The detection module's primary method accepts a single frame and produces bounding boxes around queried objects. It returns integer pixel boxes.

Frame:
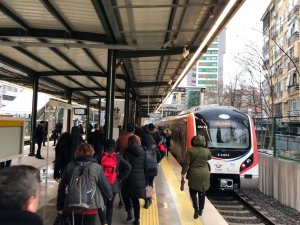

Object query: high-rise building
[261,0,299,117]
[183,30,226,109]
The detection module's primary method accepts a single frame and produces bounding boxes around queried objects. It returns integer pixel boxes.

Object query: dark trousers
[123,195,140,220]
[146,176,155,187]
[0,160,11,169]
[36,142,42,156]
[71,214,96,225]
[189,187,205,210]
[98,193,116,225]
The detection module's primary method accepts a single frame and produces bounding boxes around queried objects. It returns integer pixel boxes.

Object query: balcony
[263,59,269,70]
[287,31,299,45]
[263,41,269,53]
[288,5,300,20]
[287,110,300,116]
[287,61,299,71]
[287,84,299,94]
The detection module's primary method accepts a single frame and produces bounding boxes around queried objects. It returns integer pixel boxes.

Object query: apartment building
[262,0,300,117]
[0,81,23,108]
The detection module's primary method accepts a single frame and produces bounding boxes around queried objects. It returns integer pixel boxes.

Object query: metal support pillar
[131,99,136,125]
[105,49,116,140]
[29,76,39,156]
[98,98,101,126]
[124,80,130,132]
[67,91,72,132]
[86,99,90,141]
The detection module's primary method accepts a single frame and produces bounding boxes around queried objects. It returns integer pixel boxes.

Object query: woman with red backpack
[98,139,131,225]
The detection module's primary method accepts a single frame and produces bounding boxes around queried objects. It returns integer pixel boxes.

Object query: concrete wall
[259,153,300,212]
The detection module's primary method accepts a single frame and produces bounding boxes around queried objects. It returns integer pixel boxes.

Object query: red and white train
[157,105,259,190]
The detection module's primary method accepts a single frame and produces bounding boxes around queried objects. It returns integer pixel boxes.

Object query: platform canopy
[0,0,245,117]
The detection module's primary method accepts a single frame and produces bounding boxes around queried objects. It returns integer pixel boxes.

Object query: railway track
[207,191,280,225]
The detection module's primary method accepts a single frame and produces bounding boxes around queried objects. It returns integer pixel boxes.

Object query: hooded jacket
[181,135,212,192]
[122,144,146,199]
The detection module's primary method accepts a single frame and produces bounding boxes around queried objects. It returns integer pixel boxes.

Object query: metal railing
[254,117,300,162]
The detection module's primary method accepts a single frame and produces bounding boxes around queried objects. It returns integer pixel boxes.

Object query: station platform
[12,142,228,225]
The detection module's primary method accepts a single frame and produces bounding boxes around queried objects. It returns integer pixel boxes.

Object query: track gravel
[239,189,300,225]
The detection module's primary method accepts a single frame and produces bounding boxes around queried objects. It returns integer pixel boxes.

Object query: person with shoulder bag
[56,143,113,225]
[181,135,212,219]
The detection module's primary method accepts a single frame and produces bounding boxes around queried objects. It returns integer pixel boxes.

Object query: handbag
[180,178,185,191]
[53,214,71,225]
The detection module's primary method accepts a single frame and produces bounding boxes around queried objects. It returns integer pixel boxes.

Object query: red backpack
[101,152,118,185]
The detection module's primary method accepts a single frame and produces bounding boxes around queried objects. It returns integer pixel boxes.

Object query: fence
[253,117,300,162]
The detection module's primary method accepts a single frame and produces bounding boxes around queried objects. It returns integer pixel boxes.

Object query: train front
[195,107,259,191]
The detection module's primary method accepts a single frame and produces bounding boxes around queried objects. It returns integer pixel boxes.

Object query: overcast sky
[223,0,271,82]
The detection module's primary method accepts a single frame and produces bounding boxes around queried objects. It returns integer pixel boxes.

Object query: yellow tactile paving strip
[140,184,159,225]
[161,158,203,225]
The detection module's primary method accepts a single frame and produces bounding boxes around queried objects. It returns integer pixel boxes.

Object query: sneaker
[36,156,45,159]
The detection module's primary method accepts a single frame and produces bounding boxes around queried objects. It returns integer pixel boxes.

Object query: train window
[195,112,250,150]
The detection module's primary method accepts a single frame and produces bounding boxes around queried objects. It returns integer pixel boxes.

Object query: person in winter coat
[53,132,72,179]
[34,121,45,159]
[142,133,161,209]
[98,139,131,225]
[57,143,113,225]
[148,123,161,145]
[70,126,84,161]
[122,135,146,225]
[0,165,42,225]
[88,124,105,159]
[181,135,212,219]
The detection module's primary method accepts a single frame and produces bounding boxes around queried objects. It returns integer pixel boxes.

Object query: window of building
[289,0,295,12]
[292,72,298,85]
[276,81,282,94]
[291,98,298,111]
[211,43,218,48]
[270,6,275,18]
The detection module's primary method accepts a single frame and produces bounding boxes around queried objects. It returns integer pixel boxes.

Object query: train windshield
[195,111,250,150]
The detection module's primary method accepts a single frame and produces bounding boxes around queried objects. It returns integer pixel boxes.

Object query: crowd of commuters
[0,121,213,225]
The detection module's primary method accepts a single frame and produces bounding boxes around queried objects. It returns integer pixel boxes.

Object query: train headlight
[241,164,246,168]
[246,159,252,164]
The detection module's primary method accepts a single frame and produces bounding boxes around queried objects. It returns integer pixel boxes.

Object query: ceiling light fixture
[182,43,190,59]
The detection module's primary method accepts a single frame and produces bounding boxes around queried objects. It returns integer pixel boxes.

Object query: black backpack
[145,145,158,176]
[65,162,95,211]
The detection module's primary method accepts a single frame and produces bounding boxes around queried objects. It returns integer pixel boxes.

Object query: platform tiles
[153,156,228,225]
[16,142,227,225]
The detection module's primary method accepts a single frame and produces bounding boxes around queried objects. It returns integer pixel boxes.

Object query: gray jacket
[57,157,113,211]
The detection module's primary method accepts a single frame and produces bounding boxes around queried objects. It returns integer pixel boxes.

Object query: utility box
[0,117,24,163]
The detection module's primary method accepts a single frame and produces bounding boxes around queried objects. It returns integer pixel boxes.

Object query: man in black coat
[0,165,43,225]
[35,121,45,159]
[87,124,105,159]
